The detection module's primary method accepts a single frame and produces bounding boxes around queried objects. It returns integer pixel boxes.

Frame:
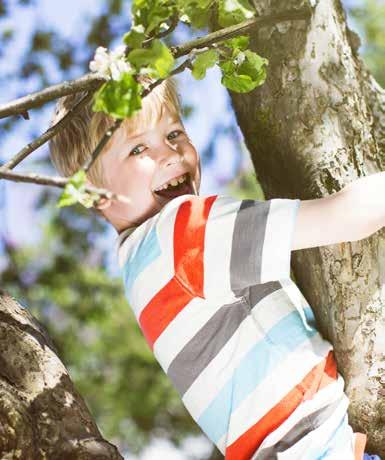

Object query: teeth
[154,174,187,192]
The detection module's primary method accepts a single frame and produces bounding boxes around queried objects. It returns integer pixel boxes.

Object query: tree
[0,0,384,458]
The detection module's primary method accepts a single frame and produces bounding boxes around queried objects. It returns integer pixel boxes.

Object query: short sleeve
[201,195,301,298]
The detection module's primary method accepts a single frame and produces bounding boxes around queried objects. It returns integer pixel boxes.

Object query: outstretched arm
[292,171,385,251]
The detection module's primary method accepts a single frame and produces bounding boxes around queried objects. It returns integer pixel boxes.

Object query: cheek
[116,159,155,196]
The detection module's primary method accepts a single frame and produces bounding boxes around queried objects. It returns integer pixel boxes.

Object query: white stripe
[249,285,307,333]
[153,296,217,371]
[203,196,242,302]
[279,278,317,332]
[181,287,300,421]
[222,334,333,447]
[260,199,300,284]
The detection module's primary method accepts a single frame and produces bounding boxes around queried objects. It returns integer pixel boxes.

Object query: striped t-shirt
[117,193,356,459]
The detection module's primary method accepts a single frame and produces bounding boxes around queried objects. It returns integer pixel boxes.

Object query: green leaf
[191,49,219,80]
[127,39,174,79]
[57,170,100,209]
[238,50,268,80]
[92,72,143,119]
[219,49,268,93]
[221,35,250,52]
[57,185,79,208]
[218,0,255,27]
[176,0,214,29]
[70,170,87,187]
[132,0,174,36]
[123,25,146,49]
[221,73,257,92]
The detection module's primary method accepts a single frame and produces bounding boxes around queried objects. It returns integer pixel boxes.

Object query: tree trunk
[220,0,385,455]
[0,290,123,459]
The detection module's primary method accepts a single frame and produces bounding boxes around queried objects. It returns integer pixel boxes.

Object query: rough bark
[220,0,385,455]
[0,290,123,459]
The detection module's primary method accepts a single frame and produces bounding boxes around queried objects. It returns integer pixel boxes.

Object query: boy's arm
[292,171,385,251]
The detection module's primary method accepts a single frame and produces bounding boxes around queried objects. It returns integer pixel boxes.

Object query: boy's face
[97,107,201,232]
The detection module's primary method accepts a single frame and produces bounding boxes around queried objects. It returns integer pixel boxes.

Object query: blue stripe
[197,307,317,443]
[122,225,161,298]
[304,304,317,329]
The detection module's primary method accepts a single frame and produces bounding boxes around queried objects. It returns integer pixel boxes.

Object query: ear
[95,196,112,210]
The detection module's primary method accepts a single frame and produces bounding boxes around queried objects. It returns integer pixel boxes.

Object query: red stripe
[139,195,217,348]
[139,277,193,348]
[225,351,338,460]
[174,195,217,298]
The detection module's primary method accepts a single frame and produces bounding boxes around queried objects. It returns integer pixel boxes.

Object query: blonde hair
[49,75,182,188]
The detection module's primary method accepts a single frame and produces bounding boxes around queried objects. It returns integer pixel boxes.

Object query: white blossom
[89,44,133,81]
[233,51,246,66]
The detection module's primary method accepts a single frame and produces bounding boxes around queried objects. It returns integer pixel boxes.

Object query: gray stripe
[167,297,250,395]
[253,395,344,459]
[230,199,270,296]
[247,281,283,307]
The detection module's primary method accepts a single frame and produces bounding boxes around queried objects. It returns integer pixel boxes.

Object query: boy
[49,75,378,459]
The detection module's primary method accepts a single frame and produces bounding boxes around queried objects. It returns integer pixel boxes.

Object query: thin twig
[0,169,131,204]
[149,11,180,40]
[82,119,123,173]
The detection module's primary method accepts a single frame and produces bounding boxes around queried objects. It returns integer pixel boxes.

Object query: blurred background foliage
[0,0,384,458]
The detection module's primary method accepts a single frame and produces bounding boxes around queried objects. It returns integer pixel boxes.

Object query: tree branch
[0,291,124,459]
[0,169,131,204]
[170,7,311,58]
[0,73,105,120]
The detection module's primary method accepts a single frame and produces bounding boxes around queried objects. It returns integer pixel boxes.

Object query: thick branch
[0,291,123,459]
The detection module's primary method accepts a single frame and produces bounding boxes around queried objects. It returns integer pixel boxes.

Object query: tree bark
[221,0,385,455]
[0,290,123,459]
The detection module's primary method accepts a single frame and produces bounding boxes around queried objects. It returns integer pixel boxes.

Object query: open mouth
[153,173,195,200]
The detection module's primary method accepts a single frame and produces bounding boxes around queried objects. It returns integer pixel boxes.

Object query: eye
[167,130,183,140]
[130,144,145,156]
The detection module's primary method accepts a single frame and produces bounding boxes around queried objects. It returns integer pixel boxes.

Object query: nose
[154,139,183,167]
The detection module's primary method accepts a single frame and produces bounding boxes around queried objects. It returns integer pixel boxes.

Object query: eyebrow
[126,116,181,141]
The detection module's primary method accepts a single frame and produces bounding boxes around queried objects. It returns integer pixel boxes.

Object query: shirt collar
[116,226,138,249]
